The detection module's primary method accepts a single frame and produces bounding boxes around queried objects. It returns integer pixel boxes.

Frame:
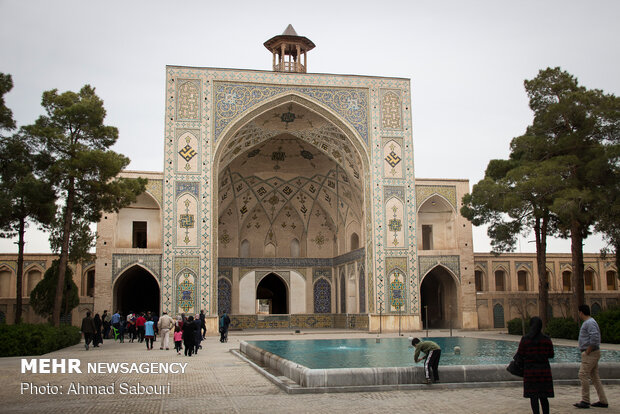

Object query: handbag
[506,353,524,377]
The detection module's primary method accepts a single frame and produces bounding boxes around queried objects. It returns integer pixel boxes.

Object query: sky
[0,0,618,255]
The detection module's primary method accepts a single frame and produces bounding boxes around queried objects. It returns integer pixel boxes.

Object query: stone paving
[1,330,619,413]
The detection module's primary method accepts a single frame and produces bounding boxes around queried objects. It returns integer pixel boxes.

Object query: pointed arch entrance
[420,265,458,329]
[214,93,370,318]
[256,273,288,314]
[113,265,160,315]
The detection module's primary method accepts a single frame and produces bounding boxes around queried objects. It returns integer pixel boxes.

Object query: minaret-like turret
[264,24,315,73]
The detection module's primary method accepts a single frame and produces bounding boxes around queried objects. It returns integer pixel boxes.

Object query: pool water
[246,337,620,369]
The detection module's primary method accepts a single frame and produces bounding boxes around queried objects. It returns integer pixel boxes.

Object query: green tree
[0,73,16,130]
[0,135,56,323]
[461,151,563,327]
[23,85,146,326]
[594,113,620,273]
[523,68,620,321]
[0,74,56,324]
[30,260,79,321]
[48,213,96,263]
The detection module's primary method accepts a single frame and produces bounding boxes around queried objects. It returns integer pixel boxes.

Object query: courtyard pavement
[1,329,619,413]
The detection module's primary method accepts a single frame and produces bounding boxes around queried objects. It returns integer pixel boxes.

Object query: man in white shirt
[157,311,175,350]
[574,304,608,409]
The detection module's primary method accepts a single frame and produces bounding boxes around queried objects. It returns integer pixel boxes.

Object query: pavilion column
[280,44,285,70]
[296,45,301,72]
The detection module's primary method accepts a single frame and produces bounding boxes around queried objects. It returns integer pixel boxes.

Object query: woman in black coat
[182,315,196,356]
[93,313,103,347]
[516,316,554,414]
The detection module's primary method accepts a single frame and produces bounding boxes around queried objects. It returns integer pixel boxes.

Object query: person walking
[199,310,207,339]
[126,311,136,342]
[117,312,125,343]
[158,311,174,350]
[102,310,111,339]
[182,315,197,357]
[136,312,146,343]
[110,310,121,337]
[144,317,155,350]
[80,311,96,351]
[193,314,202,354]
[412,337,441,383]
[173,326,183,355]
[219,312,230,343]
[93,313,103,347]
[516,316,554,414]
[574,304,609,409]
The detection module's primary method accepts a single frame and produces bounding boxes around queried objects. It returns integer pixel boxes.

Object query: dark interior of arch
[256,273,288,314]
[420,266,457,329]
[114,266,160,315]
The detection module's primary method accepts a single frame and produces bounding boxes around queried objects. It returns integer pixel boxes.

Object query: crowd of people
[80,309,231,356]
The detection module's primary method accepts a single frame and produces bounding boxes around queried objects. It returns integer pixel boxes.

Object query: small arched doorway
[114,265,160,315]
[420,266,458,329]
[256,273,288,314]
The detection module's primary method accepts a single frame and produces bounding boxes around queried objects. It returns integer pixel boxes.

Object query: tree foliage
[30,260,79,320]
[464,67,620,324]
[0,73,16,131]
[48,211,96,263]
[0,73,56,323]
[23,85,147,326]
[523,67,620,320]
[461,136,561,326]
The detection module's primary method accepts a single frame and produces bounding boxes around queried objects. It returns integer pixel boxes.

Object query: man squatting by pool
[412,338,441,384]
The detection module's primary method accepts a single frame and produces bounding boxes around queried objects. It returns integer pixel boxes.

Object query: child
[144,317,155,350]
[174,326,183,355]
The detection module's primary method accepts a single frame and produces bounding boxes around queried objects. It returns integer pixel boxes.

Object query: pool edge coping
[236,340,620,394]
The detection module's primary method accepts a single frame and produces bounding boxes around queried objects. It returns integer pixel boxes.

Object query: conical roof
[282,24,298,36]
[264,25,315,52]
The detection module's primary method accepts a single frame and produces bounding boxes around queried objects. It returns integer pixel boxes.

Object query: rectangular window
[475,271,483,292]
[86,270,95,297]
[422,225,433,250]
[495,271,505,291]
[132,221,147,248]
[518,271,528,291]
[607,271,617,290]
[562,272,571,292]
[584,271,594,291]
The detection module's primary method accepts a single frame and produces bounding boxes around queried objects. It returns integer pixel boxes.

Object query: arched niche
[0,268,12,297]
[115,192,162,249]
[417,194,456,250]
[213,93,370,274]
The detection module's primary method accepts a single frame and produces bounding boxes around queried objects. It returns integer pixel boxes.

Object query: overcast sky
[1,0,618,255]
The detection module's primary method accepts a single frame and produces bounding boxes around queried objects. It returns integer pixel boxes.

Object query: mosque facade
[0,27,617,330]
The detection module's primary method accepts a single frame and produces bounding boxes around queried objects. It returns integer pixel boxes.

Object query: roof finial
[282,24,298,36]
[264,26,315,73]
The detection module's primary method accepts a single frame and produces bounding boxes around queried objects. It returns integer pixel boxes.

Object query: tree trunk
[570,220,585,322]
[534,215,549,327]
[14,216,25,324]
[52,178,75,327]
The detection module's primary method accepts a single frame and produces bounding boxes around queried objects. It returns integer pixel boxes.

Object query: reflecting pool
[246,337,620,369]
